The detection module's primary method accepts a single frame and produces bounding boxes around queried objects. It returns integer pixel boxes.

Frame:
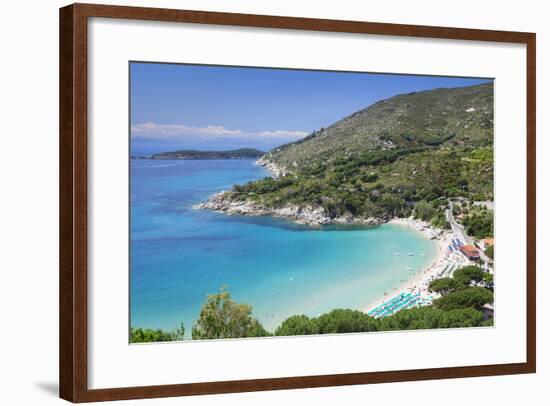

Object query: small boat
[406,267,414,271]
[408,252,414,256]
[419,253,426,256]
[394,251,400,255]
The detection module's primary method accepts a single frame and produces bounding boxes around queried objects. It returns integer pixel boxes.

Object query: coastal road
[446,201,471,245]
[446,201,492,272]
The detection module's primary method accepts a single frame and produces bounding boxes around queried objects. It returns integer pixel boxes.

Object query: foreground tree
[192,287,270,339]
[275,315,318,336]
[428,277,458,294]
[315,309,379,334]
[452,266,486,288]
[432,287,493,311]
[130,323,185,343]
[379,307,484,330]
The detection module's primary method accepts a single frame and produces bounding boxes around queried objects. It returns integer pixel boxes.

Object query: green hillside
[219,82,494,223]
[267,82,493,169]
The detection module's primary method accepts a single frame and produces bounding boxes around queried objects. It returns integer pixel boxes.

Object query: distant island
[147,148,265,160]
[130,70,496,343]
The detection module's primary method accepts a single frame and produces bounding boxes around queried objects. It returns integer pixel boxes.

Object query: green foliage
[226,142,493,224]
[463,210,494,239]
[442,308,486,328]
[452,266,486,288]
[222,83,494,224]
[485,244,494,260]
[315,309,379,334]
[414,201,450,230]
[363,173,379,183]
[274,304,488,337]
[132,281,493,341]
[380,193,406,217]
[191,287,270,339]
[274,315,318,336]
[431,209,451,229]
[428,277,458,294]
[379,307,484,330]
[413,201,435,221]
[483,273,494,285]
[268,83,494,169]
[432,287,493,311]
[470,147,493,163]
[130,323,185,343]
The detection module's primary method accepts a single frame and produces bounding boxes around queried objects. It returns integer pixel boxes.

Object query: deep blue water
[130,159,437,336]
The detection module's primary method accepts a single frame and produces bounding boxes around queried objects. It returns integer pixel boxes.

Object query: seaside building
[477,237,495,251]
[459,244,480,260]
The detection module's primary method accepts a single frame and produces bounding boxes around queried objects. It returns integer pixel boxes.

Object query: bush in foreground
[432,287,493,311]
[192,287,270,339]
[275,315,318,336]
[315,309,379,334]
[130,323,185,343]
[378,307,484,330]
[428,277,459,294]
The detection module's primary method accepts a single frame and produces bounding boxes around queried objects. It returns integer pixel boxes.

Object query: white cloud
[131,122,308,141]
[256,130,309,138]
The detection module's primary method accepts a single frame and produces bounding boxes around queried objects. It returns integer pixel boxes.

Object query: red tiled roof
[460,245,480,257]
[482,238,495,246]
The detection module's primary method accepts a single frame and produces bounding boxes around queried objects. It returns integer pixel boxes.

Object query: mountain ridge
[264,82,493,171]
[198,82,494,226]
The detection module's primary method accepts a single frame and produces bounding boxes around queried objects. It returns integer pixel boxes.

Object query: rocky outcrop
[255,157,287,178]
[194,192,383,227]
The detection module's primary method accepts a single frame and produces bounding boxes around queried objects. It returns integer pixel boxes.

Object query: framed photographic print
[59,3,536,402]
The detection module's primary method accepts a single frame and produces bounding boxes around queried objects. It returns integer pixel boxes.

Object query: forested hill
[208,82,494,225]
[151,148,264,160]
[265,82,493,170]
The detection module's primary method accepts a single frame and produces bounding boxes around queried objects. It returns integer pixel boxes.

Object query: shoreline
[255,156,286,178]
[194,192,384,227]
[363,218,471,316]
[196,157,385,227]
[194,157,474,318]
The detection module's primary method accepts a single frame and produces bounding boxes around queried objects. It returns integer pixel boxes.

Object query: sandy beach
[364,217,471,316]
[199,156,475,316]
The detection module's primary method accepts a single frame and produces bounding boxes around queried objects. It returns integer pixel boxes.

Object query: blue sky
[130,62,490,154]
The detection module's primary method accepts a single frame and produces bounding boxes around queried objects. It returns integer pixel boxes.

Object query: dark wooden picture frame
[59,3,536,402]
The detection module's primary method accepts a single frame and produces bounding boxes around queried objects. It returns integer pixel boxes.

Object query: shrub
[315,309,378,334]
[192,287,270,339]
[428,277,458,294]
[130,323,185,343]
[379,307,484,330]
[432,287,493,311]
[275,315,318,336]
[452,266,486,288]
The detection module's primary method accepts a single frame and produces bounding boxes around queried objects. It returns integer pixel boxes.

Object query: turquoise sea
[130,159,438,336]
